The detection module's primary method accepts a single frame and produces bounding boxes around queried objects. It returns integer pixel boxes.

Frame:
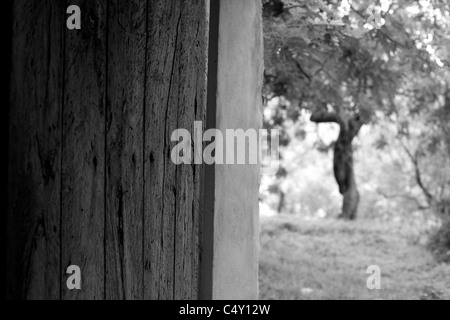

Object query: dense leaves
[264,0,449,120]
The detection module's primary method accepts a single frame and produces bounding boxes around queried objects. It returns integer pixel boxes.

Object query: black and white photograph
[6,0,450,305]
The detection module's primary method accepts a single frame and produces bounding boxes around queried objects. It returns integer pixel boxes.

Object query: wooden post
[210,0,263,299]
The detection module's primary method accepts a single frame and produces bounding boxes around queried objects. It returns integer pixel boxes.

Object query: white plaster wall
[213,0,263,300]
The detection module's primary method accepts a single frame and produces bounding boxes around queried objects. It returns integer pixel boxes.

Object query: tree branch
[283,47,311,81]
[284,4,304,11]
[310,109,340,123]
[401,141,434,204]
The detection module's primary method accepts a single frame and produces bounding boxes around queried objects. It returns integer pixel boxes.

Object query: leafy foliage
[263,0,450,140]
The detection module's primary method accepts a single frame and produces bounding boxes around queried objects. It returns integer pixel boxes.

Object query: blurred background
[259,0,450,299]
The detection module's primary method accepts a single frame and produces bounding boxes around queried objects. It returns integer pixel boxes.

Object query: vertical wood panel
[7,0,63,300]
[105,0,146,300]
[144,0,207,299]
[173,1,208,300]
[62,0,106,300]
[144,0,179,300]
[8,0,208,300]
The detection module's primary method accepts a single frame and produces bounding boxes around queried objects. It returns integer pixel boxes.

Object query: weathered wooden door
[8,0,207,300]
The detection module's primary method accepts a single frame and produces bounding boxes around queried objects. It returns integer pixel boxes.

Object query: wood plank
[62,0,106,300]
[7,0,63,300]
[144,0,179,300]
[144,0,207,300]
[173,0,208,300]
[105,0,146,300]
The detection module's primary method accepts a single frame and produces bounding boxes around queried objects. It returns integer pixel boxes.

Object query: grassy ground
[259,215,450,300]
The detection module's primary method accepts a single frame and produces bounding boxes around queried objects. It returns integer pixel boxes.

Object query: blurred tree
[263,0,450,219]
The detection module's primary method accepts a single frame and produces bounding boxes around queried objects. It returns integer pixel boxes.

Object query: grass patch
[259,215,450,300]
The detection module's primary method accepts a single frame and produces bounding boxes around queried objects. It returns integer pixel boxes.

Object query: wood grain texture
[7,0,63,300]
[105,0,146,300]
[144,0,179,300]
[8,0,207,300]
[173,1,208,300]
[61,0,106,300]
[144,0,207,300]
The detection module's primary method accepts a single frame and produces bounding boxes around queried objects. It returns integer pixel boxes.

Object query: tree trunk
[333,118,360,220]
[277,191,285,214]
[339,162,359,220]
[310,110,363,220]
